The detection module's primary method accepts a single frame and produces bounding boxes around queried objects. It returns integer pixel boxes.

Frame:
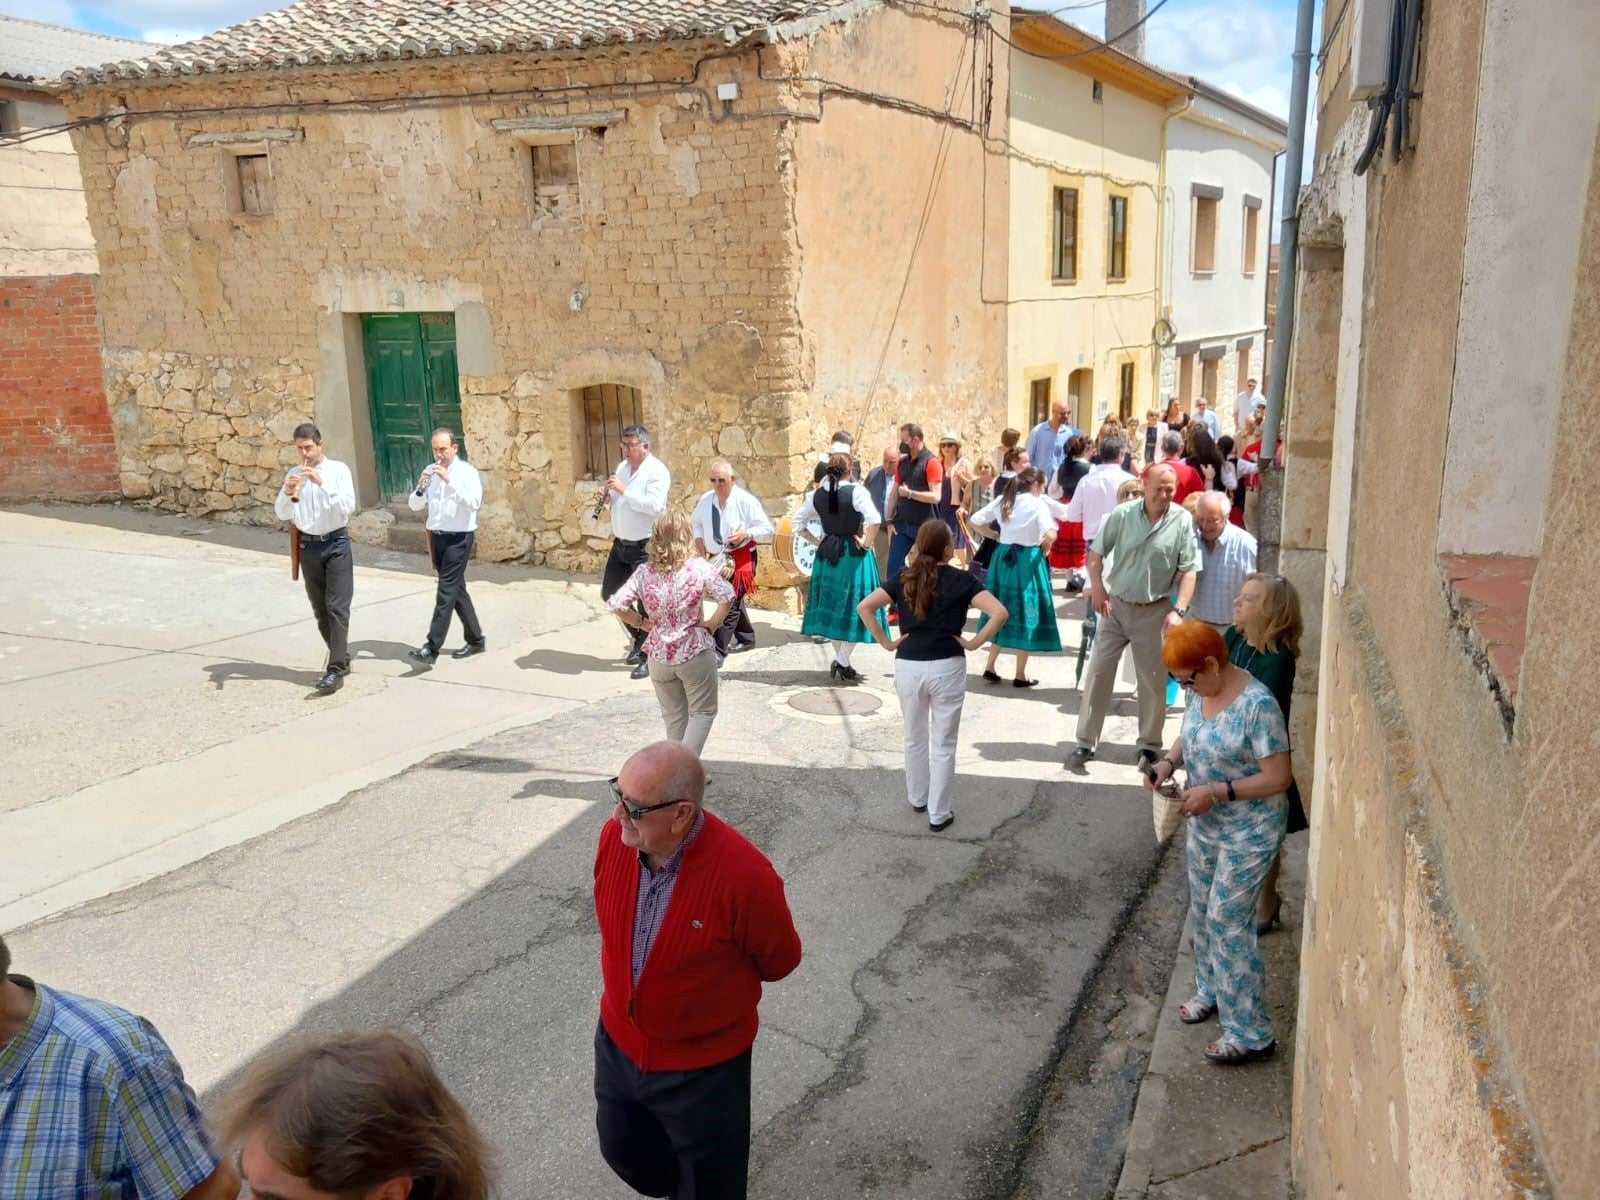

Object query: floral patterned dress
[1180,676,1290,1050]
[606,558,734,665]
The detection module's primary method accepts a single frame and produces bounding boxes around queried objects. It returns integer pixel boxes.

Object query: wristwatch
[1174,605,1189,618]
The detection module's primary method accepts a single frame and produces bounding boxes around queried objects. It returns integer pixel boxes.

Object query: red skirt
[1048,520,1087,569]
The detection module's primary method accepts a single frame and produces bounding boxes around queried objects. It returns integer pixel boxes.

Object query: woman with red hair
[1142,620,1293,1065]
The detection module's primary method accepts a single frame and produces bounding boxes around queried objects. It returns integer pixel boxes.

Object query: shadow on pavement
[201,661,324,690]
[192,755,1169,1200]
[517,648,631,675]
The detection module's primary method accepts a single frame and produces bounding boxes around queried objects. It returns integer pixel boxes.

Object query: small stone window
[578,384,644,479]
[235,152,273,215]
[0,100,18,137]
[531,139,580,225]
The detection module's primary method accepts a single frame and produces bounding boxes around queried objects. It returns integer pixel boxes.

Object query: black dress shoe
[1065,746,1095,770]
[625,647,644,665]
[452,641,486,659]
[408,646,438,664]
[631,660,650,680]
[314,671,344,693]
[728,642,753,654]
[929,814,955,832]
[982,669,1002,684]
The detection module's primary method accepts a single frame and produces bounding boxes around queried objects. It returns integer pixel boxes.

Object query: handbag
[1151,775,1184,842]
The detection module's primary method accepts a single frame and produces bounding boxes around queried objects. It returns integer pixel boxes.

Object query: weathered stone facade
[60,1,1008,602]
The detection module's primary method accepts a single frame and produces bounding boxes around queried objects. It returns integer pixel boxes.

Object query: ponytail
[1001,467,1044,522]
[901,519,951,620]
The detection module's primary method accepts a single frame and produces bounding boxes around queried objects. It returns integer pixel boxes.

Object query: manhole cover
[788,688,884,716]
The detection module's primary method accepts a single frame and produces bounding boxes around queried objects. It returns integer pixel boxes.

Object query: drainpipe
[1261,0,1315,469]
[1156,92,1195,409]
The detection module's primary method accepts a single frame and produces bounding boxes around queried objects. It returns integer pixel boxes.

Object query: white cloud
[0,0,78,23]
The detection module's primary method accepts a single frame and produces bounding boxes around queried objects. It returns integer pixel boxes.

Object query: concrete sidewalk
[1114,830,1306,1199]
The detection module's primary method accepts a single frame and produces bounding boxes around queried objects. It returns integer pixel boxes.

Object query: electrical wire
[1315,0,1353,67]
[892,0,1178,62]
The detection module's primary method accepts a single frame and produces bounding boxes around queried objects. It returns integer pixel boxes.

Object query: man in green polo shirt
[1067,463,1199,770]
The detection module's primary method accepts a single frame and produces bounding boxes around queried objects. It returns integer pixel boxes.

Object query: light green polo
[1090,500,1200,604]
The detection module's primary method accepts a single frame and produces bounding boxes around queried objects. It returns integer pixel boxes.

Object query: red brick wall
[0,273,118,499]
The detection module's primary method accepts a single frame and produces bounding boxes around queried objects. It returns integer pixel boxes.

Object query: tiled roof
[0,14,155,85]
[61,0,869,84]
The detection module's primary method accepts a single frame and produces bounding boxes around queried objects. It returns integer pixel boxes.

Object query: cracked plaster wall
[1294,0,1600,1192]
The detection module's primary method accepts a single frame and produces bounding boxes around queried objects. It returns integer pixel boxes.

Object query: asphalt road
[4,503,1183,1199]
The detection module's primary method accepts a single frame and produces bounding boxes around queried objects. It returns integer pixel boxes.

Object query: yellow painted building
[1005,12,1188,433]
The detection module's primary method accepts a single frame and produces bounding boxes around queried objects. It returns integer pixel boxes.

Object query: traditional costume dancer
[968,467,1066,687]
[795,453,889,682]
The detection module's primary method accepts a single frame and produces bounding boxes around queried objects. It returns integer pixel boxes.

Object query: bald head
[622,741,706,810]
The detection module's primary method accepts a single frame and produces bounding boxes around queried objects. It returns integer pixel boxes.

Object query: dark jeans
[603,537,650,655]
[712,549,757,656]
[299,530,352,672]
[594,1023,752,1200]
[887,525,918,586]
[425,529,483,651]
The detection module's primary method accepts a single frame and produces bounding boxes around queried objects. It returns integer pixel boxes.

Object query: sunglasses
[709,476,732,483]
[609,776,683,820]
[1172,671,1199,689]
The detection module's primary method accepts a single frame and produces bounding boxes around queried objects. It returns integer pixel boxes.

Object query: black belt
[613,536,648,548]
[429,527,474,537]
[297,528,348,544]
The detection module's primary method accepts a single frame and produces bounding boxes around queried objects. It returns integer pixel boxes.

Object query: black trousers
[299,530,353,673]
[594,1023,752,1200]
[425,529,484,651]
[711,549,757,657]
[602,537,650,655]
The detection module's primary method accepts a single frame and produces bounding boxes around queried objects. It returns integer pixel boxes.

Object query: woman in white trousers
[859,519,1008,831]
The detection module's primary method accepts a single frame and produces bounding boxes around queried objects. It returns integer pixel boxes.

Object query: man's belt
[1116,594,1172,607]
[297,528,348,544]
[613,536,649,548]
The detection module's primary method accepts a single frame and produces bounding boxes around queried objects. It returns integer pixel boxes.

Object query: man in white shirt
[1194,396,1221,440]
[1064,436,1137,582]
[692,459,773,660]
[407,428,486,664]
[601,423,672,679]
[1234,378,1262,433]
[273,422,357,694]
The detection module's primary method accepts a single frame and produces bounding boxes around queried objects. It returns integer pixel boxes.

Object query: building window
[0,100,18,136]
[1202,357,1220,407]
[235,153,273,215]
[1193,195,1218,274]
[1119,362,1135,420]
[1029,377,1053,428]
[579,383,643,479]
[1237,346,1252,402]
[1107,195,1128,281]
[1092,80,1103,103]
[1178,353,1195,406]
[531,140,580,223]
[1243,202,1260,275]
[1052,187,1078,282]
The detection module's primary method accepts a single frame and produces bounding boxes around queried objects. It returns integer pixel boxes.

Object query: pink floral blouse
[606,558,735,665]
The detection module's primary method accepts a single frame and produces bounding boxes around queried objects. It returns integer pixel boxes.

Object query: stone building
[1278,0,1600,1193]
[0,17,151,500]
[56,0,1008,594]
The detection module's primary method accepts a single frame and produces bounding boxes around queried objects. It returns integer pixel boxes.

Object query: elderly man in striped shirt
[1191,491,1258,633]
[0,935,238,1199]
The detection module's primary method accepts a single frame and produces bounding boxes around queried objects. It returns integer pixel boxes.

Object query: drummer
[692,459,772,661]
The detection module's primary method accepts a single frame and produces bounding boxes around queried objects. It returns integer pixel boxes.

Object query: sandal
[1203,1039,1276,1065]
[1178,997,1217,1025]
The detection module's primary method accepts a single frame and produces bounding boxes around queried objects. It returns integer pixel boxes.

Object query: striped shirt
[0,977,219,1199]
[1192,525,1259,625]
[631,811,706,984]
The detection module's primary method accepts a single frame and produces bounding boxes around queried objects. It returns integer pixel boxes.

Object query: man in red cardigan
[593,742,803,1199]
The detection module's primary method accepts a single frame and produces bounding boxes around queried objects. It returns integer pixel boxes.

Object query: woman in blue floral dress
[1143,620,1294,1064]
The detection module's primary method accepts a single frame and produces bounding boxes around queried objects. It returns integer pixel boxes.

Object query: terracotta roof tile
[61,0,868,83]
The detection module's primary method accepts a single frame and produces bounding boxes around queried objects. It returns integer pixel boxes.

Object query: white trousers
[894,656,968,824]
[649,649,720,754]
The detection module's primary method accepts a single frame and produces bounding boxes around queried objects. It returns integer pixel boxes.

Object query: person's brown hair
[0,935,11,978]
[219,1028,491,1200]
[1000,427,1021,449]
[901,519,952,620]
[1241,572,1304,656]
[647,510,695,573]
[1001,466,1044,521]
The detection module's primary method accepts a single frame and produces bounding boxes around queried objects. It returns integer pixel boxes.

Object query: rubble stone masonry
[0,273,118,499]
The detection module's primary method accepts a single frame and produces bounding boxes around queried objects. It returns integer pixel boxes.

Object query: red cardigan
[594,810,803,1072]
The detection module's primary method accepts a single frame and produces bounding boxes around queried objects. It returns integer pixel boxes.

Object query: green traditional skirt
[978,543,1062,652]
[802,545,889,644]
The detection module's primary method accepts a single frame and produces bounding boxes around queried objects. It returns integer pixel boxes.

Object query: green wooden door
[362,313,466,501]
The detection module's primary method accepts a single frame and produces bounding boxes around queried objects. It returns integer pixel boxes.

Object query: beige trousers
[1073,595,1172,754]
[650,648,720,754]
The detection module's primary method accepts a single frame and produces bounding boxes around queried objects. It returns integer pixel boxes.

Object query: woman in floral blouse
[607,511,735,754]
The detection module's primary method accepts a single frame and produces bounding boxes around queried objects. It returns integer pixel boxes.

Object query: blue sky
[15,0,1314,119]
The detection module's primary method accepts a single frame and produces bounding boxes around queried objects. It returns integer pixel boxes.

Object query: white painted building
[1158,79,1286,435]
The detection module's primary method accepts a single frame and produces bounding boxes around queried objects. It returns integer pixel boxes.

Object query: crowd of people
[1,392,1298,1198]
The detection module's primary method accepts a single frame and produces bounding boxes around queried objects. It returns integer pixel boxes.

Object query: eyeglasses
[609,776,683,820]
[709,476,732,483]
[619,440,643,449]
[1173,672,1198,689]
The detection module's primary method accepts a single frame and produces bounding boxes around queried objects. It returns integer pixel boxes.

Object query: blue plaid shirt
[631,811,705,984]
[1192,524,1259,625]
[0,978,219,1199]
